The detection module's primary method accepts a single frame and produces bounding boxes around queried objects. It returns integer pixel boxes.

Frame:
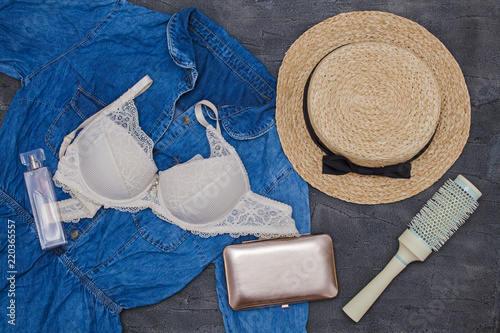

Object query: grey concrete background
[1,0,498,332]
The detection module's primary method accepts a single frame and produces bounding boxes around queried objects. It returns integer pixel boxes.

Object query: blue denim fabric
[0,1,310,332]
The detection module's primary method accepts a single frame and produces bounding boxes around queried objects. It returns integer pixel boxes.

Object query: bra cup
[159,155,249,225]
[77,118,157,200]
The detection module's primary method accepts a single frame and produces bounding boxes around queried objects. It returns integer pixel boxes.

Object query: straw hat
[276,11,470,204]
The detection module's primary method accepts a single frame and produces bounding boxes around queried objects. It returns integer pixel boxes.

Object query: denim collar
[165,8,278,140]
[167,8,198,71]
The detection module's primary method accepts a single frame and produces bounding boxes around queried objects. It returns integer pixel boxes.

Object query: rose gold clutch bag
[223,234,338,310]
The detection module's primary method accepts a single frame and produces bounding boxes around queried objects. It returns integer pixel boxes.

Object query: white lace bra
[53,76,299,238]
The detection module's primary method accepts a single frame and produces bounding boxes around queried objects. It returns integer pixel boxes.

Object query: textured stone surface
[1,0,498,332]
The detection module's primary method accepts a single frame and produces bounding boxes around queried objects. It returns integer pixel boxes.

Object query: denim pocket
[204,102,276,140]
[133,210,190,252]
[45,86,108,157]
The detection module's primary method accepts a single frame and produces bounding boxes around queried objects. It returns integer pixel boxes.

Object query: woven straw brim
[276,11,470,204]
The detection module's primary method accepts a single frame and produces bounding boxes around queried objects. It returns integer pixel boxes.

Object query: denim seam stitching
[189,27,272,102]
[206,105,253,121]
[222,117,275,140]
[65,209,107,252]
[190,16,276,99]
[45,85,110,157]
[18,97,60,112]
[190,234,210,266]
[58,253,123,314]
[148,102,174,137]
[264,168,294,197]
[77,86,109,107]
[71,87,109,120]
[132,213,190,252]
[166,13,184,67]
[70,91,87,120]
[155,119,199,154]
[0,187,35,228]
[45,103,72,157]
[22,0,121,83]
[86,231,140,275]
[148,71,193,140]
[220,105,252,119]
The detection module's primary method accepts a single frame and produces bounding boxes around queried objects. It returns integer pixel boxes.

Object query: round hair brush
[342,175,481,322]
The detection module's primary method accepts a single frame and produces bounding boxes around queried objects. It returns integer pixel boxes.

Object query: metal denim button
[70,229,79,239]
[182,116,190,125]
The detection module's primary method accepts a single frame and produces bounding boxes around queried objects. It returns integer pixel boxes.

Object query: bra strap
[59,75,153,158]
[123,75,153,100]
[195,100,220,132]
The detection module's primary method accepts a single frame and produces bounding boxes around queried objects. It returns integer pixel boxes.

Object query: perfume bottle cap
[20,148,46,171]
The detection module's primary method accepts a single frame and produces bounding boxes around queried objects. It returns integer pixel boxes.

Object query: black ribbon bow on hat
[322,154,412,178]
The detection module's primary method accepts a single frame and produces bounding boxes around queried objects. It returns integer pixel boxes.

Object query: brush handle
[343,230,432,322]
[342,255,406,322]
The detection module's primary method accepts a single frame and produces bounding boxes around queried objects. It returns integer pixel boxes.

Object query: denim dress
[0,1,310,332]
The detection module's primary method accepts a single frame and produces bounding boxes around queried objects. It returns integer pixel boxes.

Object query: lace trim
[106,100,154,159]
[207,128,231,157]
[57,198,89,223]
[191,231,300,239]
[150,191,298,239]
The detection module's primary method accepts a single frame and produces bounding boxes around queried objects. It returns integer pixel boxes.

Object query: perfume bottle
[20,148,67,250]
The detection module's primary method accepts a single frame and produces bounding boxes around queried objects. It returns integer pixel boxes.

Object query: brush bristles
[408,179,479,251]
